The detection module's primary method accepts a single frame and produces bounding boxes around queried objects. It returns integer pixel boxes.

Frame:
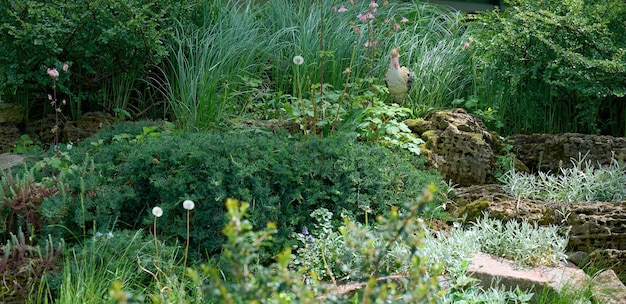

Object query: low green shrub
[40,122,443,261]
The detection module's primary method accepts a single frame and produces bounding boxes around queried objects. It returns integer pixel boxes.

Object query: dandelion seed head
[152,206,163,217]
[183,199,195,210]
[293,55,304,65]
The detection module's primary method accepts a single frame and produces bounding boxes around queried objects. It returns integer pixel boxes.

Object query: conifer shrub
[40,122,443,260]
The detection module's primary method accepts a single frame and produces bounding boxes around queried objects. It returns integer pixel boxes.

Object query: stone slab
[467,252,587,296]
[592,269,626,304]
[0,153,25,171]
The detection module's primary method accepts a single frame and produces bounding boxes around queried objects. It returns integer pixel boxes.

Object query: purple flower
[307,235,314,243]
[302,226,309,235]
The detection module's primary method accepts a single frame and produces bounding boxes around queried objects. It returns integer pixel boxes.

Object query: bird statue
[385,47,414,103]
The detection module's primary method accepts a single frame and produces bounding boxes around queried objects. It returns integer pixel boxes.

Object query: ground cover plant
[1,0,625,302]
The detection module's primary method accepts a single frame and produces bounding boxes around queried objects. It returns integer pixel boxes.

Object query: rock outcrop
[63,111,114,143]
[511,133,626,172]
[405,108,502,186]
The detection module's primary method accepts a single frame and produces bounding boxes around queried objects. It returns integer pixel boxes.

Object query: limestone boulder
[511,133,626,172]
[63,111,114,143]
[0,125,21,153]
[0,103,25,124]
[592,269,626,304]
[405,108,501,186]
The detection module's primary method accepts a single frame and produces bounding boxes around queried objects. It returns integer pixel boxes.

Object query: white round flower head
[66,142,73,150]
[293,55,304,65]
[183,199,195,210]
[152,206,163,217]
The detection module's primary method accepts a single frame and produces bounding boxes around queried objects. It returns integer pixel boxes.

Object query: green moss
[457,198,490,222]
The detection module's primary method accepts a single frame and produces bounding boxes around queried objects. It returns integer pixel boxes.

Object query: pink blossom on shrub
[47,68,59,78]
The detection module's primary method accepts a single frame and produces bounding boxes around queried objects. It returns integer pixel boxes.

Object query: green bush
[40,122,443,260]
[468,0,626,135]
[0,0,192,117]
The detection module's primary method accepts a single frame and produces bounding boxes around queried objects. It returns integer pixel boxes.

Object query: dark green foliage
[0,0,192,117]
[468,0,626,135]
[40,122,443,260]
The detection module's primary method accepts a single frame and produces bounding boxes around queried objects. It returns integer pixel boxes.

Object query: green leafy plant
[10,134,42,154]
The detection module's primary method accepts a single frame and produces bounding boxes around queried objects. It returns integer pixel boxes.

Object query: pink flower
[463,41,471,50]
[344,67,351,73]
[354,27,361,35]
[62,63,69,72]
[393,23,401,30]
[364,40,377,47]
[47,68,59,78]
[401,17,409,23]
[369,1,378,8]
[337,5,347,12]
[357,13,367,22]
[366,12,375,19]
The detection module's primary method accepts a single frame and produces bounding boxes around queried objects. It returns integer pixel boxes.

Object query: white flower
[106,231,114,238]
[183,199,195,210]
[152,206,163,217]
[293,55,304,65]
[66,142,73,150]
